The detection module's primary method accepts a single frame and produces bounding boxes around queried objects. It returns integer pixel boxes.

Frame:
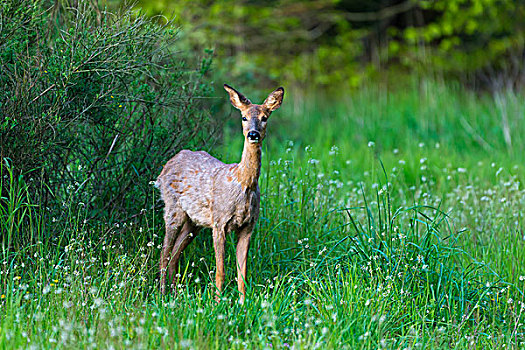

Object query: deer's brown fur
[156,84,284,303]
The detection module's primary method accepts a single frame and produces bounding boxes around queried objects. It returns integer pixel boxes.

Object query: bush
[0,1,219,222]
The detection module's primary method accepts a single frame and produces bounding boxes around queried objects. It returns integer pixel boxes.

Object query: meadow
[1,80,525,349]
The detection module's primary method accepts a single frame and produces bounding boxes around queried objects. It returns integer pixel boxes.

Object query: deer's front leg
[212,226,226,301]
[236,225,253,305]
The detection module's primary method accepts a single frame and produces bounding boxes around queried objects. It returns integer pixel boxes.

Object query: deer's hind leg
[168,220,197,288]
[160,205,188,294]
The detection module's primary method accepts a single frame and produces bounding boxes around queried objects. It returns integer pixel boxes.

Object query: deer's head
[224,84,284,144]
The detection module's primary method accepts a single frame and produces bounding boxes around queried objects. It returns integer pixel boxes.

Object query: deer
[156,84,284,304]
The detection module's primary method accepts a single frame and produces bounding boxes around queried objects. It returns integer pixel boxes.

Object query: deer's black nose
[247,131,261,142]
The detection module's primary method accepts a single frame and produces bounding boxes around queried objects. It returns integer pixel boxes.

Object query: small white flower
[329,145,339,155]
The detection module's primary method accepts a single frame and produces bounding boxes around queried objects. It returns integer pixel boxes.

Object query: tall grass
[1,81,525,348]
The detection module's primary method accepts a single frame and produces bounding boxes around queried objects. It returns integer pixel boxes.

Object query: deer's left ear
[263,87,284,112]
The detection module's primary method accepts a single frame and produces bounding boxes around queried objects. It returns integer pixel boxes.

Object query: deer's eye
[261,116,268,122]
[242,117,247,121]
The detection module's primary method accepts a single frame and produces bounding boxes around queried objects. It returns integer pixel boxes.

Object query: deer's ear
[263,87,284,112]
[224,84,251,110]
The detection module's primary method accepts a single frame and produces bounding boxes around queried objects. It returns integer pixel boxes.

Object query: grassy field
[1,80,525,349]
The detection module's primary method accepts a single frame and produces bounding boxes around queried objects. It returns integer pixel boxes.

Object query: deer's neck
[236,141,262,191]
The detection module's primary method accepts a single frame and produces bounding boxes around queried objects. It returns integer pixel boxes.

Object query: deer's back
[156,150,259,230]
[156,150,220,226]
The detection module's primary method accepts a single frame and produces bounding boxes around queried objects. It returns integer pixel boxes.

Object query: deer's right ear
[224,84,251,110]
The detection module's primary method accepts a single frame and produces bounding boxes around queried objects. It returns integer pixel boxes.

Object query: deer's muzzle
[247,131,261,143]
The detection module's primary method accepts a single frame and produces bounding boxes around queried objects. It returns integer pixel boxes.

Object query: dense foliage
[0,1,218,221]
[130,0,525,91]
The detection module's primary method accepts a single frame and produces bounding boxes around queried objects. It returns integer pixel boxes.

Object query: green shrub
[0,1,219,222]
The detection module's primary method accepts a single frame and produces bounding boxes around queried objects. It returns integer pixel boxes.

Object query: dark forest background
[129,0,524,92]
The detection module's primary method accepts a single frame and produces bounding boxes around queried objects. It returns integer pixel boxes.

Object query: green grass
[1,80,525,349]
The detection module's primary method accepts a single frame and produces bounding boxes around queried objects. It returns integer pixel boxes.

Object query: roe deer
[156,84,284,303]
